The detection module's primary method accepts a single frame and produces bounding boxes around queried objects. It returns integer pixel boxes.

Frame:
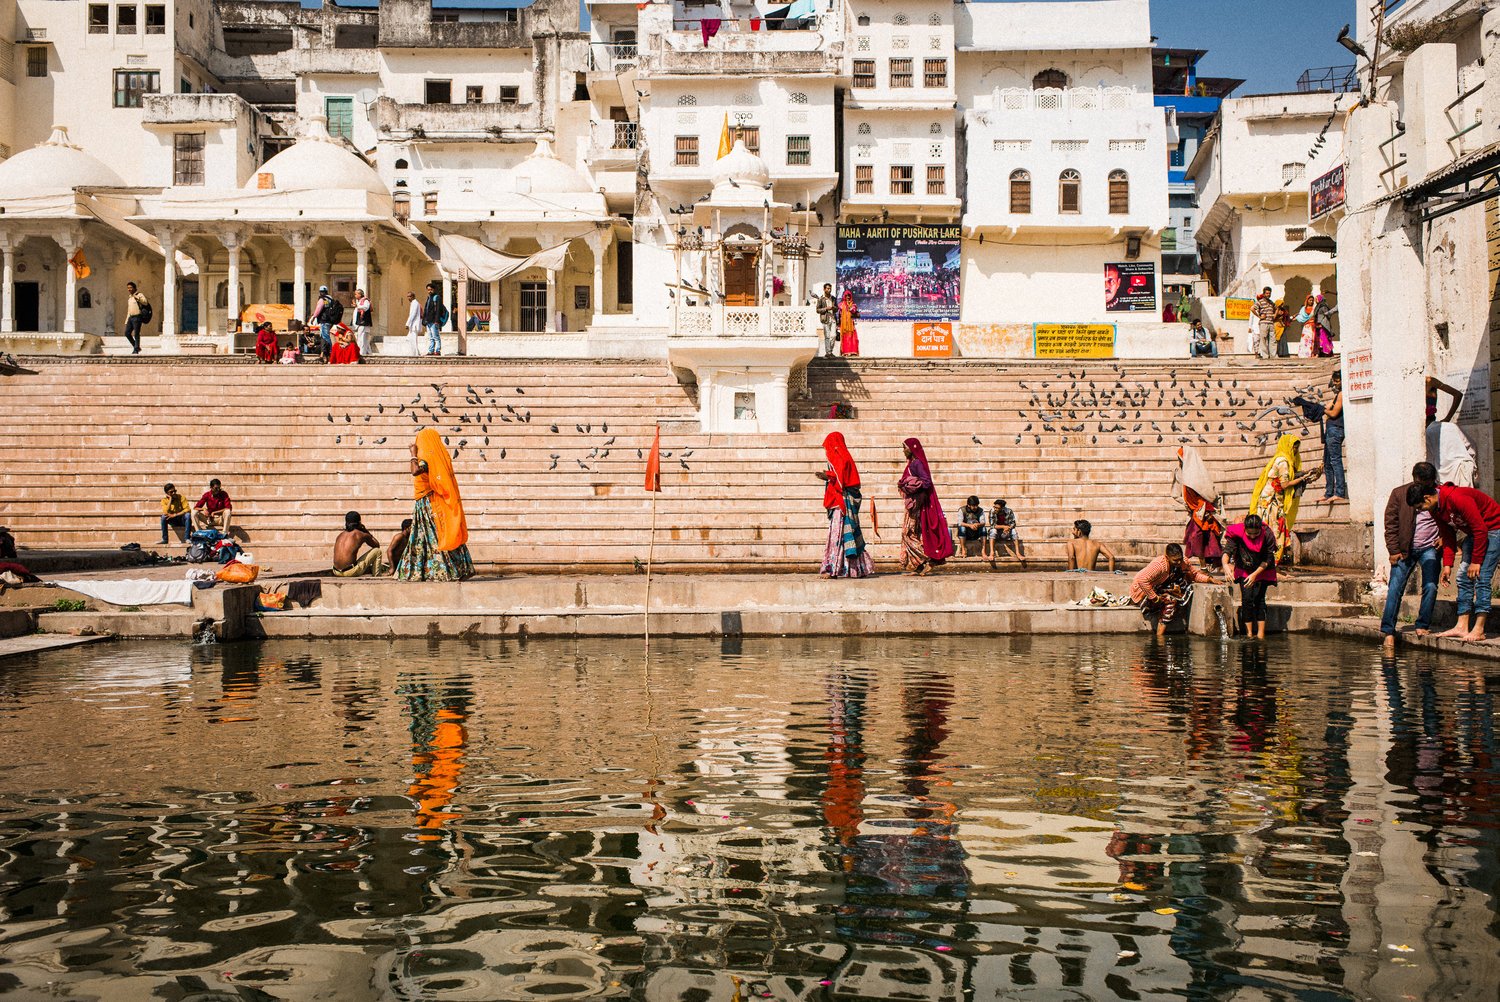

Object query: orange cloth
[414,428,468,551]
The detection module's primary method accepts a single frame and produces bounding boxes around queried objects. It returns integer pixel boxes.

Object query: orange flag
[69,249,91,280]
[644,425,661,492]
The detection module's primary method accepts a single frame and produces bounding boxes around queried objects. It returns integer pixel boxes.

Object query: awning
[1376,139,1500,223]
[435,233,575,283]
[1292,235,1337,254]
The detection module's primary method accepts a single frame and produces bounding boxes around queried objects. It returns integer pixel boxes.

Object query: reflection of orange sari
[414,428,468,551]
[408,708,467,839]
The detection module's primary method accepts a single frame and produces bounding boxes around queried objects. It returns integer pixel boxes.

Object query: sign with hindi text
[1225,298,1253,322]
[1344,348,1374,400]
[913,322,953,358]
[1034,323,1116,359]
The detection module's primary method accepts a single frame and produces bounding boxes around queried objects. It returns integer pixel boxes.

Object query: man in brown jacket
[1381,462,1440,651]
[1251,287,1276,359]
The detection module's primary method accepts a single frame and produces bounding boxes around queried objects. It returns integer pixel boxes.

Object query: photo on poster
[1104,261,1157,313]
[835,224,961,321]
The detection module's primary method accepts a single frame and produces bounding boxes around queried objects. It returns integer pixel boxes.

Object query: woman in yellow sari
[396,428,475,581]
[1249,434,1322,563]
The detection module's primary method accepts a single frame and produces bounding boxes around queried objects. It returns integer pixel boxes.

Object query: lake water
[0,636,1495,1001]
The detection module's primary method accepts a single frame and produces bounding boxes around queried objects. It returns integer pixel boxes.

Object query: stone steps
[2,355,1345,567]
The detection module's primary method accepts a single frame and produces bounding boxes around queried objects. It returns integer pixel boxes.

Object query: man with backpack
[123,281,151,355]
[422,280,449,356]
[309,285,344,360]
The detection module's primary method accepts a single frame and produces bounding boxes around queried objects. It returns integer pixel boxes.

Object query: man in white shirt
[405,291,423,357]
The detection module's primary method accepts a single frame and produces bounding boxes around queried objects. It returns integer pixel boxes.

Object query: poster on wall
[1104,261,1157,313]
[1034,323,1116,359]
[836,224,961,321]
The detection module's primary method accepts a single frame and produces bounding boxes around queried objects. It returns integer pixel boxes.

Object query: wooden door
[723,252,758,306]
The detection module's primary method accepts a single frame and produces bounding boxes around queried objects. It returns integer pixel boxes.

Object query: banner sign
[1105,261,1157,313]
[835,224,961,321]
[1225,297,1253,322]
[1310,164,1346,221]
[1344,348,1374,400]
[913,321,953,357]
[1034,323,1116,359]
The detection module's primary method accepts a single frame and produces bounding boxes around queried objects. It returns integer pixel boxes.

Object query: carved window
[1059,169,1082,213]
[788,91,808,105]
[855,164,873,194]
[928,12,941,25]
[677,94,697,106]
[853,59,875,88]
[926,165,945,195]
[1010,170,1031,214]
[787,135,810,166]
[173,132,205,185]
[893,12,909,25]
[1032,68,1069,90]
[857,122,871,135]
[889,58,913,88]
[675,135,699,166]
[890,164,914,195]
[1108,170,1129,214]
[923,58,947,88]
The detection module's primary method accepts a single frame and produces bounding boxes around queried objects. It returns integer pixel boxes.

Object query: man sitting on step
[1065,519,1118,573]
[193,479,233,536]
[333,511,385,577]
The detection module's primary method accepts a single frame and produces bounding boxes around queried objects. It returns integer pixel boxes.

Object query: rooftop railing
[1296,65,1359,94]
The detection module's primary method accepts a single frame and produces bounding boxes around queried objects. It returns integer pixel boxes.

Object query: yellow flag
[69,248,91,280]
[717,113,732,159]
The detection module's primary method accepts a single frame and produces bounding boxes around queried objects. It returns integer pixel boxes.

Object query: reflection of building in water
[373,928,618,1001]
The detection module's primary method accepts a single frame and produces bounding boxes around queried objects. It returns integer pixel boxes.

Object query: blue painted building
[1153,47,1240,293]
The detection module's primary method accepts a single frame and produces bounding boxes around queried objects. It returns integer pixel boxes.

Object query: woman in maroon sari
[253,322,278,364]
[898,437,953,575]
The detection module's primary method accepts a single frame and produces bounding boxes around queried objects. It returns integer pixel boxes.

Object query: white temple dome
[0,126,127,196]
[246,116,386,195]
[711,140,771,191]
[513,139,593,194]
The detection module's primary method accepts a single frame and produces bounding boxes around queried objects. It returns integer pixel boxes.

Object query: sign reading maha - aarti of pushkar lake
[835,224,960,321]
[1033,323,1117,359]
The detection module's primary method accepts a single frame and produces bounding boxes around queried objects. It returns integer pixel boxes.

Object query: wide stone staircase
[1,355,1343,570]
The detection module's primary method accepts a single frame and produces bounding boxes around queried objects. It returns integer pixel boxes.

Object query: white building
[1336,0,1500,545]
[0,0,1192,429]
[1190,91,1346,349]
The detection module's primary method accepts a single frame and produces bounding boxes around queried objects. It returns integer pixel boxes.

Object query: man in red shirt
[193,478,233,536]
[1408,481,1500,641]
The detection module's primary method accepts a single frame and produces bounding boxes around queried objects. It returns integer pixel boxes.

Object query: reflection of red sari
[838,292,860,356]
[254,326,278,363]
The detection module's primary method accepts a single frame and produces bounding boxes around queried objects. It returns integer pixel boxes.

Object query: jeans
[1190,341,1218,358]
[821,317,837,357]
[426,323,443,355]
[319,322,333,357]
[160,512,189,542]
[1455,534,1500,616]
[1380,546,1440,635]
[1324,422,1347,498]
[124,315,143,352]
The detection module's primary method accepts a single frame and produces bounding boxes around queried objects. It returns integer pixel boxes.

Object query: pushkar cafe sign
[1310,164,1345,221]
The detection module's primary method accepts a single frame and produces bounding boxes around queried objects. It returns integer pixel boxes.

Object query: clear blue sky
[1148,0,1356,96]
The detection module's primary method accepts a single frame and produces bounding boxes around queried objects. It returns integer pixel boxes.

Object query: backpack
[324,298,345,324]
[437,302,450,327]
[186,542,214,564]
[137,298,153,325]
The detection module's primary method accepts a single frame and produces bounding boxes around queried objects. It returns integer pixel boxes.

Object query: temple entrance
[13,282,39,331]
[723,250,759,306]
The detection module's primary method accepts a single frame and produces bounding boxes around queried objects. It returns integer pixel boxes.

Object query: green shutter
[325,97,354,140]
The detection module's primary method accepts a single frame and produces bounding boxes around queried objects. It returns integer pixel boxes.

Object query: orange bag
[216,561,260,584]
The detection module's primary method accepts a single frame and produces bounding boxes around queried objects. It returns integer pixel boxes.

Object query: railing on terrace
[1296,65,1359,94]
[673,305,818,338]
[590,119,638,151]
[984,86,1143,113]
[590,41,638,71]
[670,17,820,31]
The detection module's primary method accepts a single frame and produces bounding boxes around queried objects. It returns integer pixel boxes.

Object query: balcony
[373,96,542,141]
[588,120,638,167]
[1296,65,1359,95]
[673,305,818,339]
[637,11,842,78]
[143,92,255,126]
[980,85,1151,114]
[590,41,639,73]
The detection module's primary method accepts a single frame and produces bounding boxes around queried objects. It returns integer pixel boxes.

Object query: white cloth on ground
[53,578,195,606]
[1426,420,1476,488]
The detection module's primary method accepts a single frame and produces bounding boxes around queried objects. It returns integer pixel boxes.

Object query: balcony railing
[672,305,818,339]
[1296,65,1359,94]
[590,42,639,72]
[591,120,638,153]
[983,86,1145,113]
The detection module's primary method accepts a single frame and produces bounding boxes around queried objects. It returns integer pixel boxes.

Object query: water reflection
[0,635,1494,1000]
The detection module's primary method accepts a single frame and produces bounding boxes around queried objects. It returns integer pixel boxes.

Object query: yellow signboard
[1033,323,1116,359]
[1225,298,1253,322]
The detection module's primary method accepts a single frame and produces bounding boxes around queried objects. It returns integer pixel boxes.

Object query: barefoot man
[333,510,385,577]
[1065,519,1118,573]
[1409,480,1500,642]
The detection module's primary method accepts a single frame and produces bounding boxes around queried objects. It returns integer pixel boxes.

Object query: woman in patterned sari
[816,432,874,577]
[898,437,953,575]
[396,428,475,581]
[1249,434,1322,565]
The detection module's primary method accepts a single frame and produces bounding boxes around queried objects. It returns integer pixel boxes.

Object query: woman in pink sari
[898,437,953,575]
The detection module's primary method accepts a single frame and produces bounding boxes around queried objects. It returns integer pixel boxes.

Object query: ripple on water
[0,634,1494,1000]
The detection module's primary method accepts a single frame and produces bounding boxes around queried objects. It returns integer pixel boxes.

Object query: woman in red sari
[328,323,361,365]
[253,322,278,364]
[898,437,953,575]
[816,431,874,578]
[837,289,860,356]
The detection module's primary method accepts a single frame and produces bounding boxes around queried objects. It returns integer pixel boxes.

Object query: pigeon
[577,459,589,469]
[971,435,982,445]
[364,415,371,423]
[458,439,467,448]
[377,404,384,414]
[516,387,525,394]
[680,459,690,469]
[682,449,693,458]
[637,449,644,459]
[548,457,558,470]
[344,414,351,423]
[500,449,507,459]
[604,436,616,446]
[550,424,559,433]
[411,414,419,424]
[602,422,609,433]
[373,437,387,445]
[326,414,333,423]
[335,435,341,444]
[576,424,586,433]
[452,448,459,458]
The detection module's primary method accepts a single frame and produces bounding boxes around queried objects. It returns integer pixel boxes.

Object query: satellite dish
[355,88,378,105]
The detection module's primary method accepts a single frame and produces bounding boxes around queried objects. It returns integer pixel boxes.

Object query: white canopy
[436,233,575,283]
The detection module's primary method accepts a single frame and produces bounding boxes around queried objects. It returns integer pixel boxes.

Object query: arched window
[1032,68,1069,90]
[1009,170,1031,214]
[1108,169,1129,214]
[394,158,409,170]
[1059,169,1081,213]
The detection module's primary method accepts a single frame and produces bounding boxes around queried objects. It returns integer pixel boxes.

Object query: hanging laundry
[700,18,721,45]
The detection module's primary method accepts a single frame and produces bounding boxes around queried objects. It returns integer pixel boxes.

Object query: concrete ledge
[1315,615,1500,662]
[0,633,114,660]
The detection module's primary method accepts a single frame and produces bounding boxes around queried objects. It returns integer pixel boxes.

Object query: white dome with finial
[0,126,127,196]
[512,139,593,194]
[245,116,386,195]
[711,139,771,191]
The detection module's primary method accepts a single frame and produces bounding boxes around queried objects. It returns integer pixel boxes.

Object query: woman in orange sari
[396,428,475,581]
[837,289,860,356]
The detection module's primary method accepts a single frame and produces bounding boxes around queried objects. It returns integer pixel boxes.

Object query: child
[386,518,413,576]
[160,483,190,544]
[988,499,1025,565]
